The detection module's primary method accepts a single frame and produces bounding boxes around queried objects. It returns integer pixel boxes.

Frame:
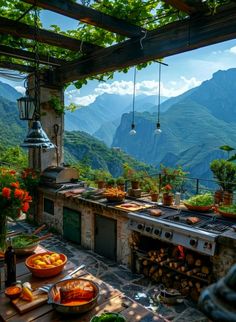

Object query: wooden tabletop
[0,247,163,322]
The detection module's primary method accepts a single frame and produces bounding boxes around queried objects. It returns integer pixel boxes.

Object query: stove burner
[200,221,233,233]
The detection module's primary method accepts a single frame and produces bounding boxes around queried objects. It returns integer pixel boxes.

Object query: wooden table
[0,247,163,322]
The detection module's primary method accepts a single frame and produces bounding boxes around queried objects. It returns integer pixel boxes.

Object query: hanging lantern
[17,90,35,120]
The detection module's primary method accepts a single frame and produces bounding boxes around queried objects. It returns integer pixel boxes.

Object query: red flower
[2,187,11,199]
[165,184,172,191]
[11,181,20,189]
[14,189,25,200]
[9,170,16,175]
[21,202,30,212]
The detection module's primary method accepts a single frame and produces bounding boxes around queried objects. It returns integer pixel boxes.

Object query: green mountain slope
[64,131,155,177]
[112,97,236,178]
[0,96,26,146]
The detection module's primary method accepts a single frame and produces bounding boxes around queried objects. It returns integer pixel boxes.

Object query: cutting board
[12,290,48,314]
[115,203,152,212]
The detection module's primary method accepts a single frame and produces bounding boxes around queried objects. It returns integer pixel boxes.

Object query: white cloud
[65,77,202,107]
[15,86,25,95]
[72,94,97,106]
[228,46,236,54]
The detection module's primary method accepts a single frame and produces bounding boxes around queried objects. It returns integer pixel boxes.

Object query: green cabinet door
[63,207,81,244]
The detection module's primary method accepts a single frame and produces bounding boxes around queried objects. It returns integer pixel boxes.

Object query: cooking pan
[47,278,99,314]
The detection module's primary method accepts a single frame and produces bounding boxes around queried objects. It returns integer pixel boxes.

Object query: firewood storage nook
[38,184,236,302]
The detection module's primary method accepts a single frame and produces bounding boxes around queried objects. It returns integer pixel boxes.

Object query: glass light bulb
[155,128,162,134]
[129,129,136,136]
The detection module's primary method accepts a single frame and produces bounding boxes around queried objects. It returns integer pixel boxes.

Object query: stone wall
[37,189,132,266]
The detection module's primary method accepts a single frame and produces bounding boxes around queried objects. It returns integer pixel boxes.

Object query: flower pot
[162,193,173,206]
[150,193,159,202]
[97,181,105,189]
[214,190,223,205]
[131,181,139,190]
[223,191,233,205]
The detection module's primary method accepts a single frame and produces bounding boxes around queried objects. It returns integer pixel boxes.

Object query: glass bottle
[4,240,16,287]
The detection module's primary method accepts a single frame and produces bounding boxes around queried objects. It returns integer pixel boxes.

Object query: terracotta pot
[131,181,139,189]
[150,193,159,202]
[223,191,233,205]
[97,181,105,189]
[214,190,223,205]
[162,193,173,206]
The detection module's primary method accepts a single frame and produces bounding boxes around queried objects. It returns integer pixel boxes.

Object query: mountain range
[1,68,236,181]
[112,69,236,179]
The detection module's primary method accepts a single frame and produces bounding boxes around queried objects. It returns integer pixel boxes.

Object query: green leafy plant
[49,96,65,116]
[210,159,236,192]
[184,193,214,206]
[218,204,236,214]
[123,163,143,183]
[160,165,187,192]
[116,176,125,185]
[93,169,111,182]
[142,177,159,193]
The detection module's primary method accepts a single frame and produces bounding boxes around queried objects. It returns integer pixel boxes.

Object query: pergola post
[27,74,64,171]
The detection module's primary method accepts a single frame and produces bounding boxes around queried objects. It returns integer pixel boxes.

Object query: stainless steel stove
[128,206,235,256]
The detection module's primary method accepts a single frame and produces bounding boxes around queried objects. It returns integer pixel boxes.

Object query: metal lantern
[17,91,35,120]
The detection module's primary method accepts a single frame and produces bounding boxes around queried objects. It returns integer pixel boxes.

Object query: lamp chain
[132,66,137,126]
[34,2,40,120]
[158,63,161,124]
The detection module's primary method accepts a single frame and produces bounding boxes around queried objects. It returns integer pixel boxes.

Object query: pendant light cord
[157,63,161,124]
[132,66,137,126]
[34,2,40,120]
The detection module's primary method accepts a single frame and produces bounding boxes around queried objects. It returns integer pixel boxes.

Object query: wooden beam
[0,45,66,66]
[163,0,206,15]
[21,0,144,38]
[54,3,236,84]
[0,17,102,53]
[0,61,34,73]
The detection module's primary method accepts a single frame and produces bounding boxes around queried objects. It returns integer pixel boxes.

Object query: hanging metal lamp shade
[21,120,55,149]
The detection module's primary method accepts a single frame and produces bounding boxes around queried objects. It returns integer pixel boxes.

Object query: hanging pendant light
[155,62,162,135]
[21,5,55,149]
[17,80,35,120]
[129,66,137,136]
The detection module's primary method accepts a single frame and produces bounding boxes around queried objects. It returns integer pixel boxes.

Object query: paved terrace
[9,220,209,322]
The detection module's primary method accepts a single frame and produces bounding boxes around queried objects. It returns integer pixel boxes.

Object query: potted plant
[161,184,174,206]
[93,170,111,189]
[142,177,159,202]
[123,164,142,189]
[106,178,116,188]
[210,159,236,205]
[116,177,125,191]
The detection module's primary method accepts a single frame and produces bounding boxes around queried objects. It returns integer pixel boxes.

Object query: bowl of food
[103,187,126,202]
[5,285,22,300]
[183,193,214,212]
[218,205,236,218]
[48,278,99,314]
[90,312,127,322]
[25,251,67,278]
[11,234,39,256]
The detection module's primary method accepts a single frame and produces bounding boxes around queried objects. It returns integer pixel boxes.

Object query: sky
[2,10,236,106]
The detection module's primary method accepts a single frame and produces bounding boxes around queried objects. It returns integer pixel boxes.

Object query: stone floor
[9,220,209,322]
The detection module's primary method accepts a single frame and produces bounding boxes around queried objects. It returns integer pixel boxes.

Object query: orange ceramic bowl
[5,285,22,300]
[25,251,67,278]
[184,203,213,212]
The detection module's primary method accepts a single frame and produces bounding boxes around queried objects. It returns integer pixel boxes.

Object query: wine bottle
[4,243,16,287]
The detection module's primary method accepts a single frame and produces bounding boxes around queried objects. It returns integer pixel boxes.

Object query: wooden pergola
[1,0,236,87]
[1,0,236,170]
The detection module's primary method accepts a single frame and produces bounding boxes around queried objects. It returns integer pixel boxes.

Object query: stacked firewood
[139,246,212,301]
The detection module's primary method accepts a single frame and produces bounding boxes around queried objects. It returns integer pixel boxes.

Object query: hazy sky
[2,9,236,106]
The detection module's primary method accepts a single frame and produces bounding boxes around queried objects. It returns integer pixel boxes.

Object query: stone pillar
[27,74,64,171]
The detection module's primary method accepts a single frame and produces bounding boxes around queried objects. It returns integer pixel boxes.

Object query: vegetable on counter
[219,205,236,214]
[91,312,126,322]
[183,193,214,206]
